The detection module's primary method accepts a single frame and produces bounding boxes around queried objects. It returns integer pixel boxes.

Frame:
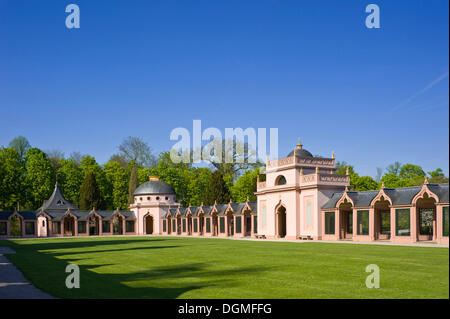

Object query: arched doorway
[276,206,286,238]
[338,202,353,239]
[9,215,22,237]
[112,215,123,235]
[176,216,181,234]
[187,215,192,235]
[212,213,218,236]
[416,193,437,241]
[63,215,75,236]
[145,215,154,234]
[199,213,204,235]
[243,210,252,237]
[226,211,234,236]
[373,197,391,240]
[167,217,171,234]
[89,215,100,236]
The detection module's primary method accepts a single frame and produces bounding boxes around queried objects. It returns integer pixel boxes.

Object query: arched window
[275,175,287,186]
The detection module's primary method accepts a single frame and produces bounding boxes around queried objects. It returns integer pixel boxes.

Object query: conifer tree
[128,164,138,204]
[203,170,231,205]
[79,171,104,210]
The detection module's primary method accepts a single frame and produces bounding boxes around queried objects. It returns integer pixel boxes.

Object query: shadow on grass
[4,238,268,299]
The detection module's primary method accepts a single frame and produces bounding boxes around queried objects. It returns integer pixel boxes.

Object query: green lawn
[1,236,448,299]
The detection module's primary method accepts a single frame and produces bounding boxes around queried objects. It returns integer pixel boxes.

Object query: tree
[118,136,156,167]
[45,149,65,171]
[399,164,425,180]
[109,154,128,168]
[185,167,212,206]
[24,148,55,209]
[0,147,24,210]
[128,163,139,205]
[80,155,112,209]
[104,161,129,210]
[57,158,84,207]
[204,138,259,182]
[386,162,402,177]
[335,161,355,175]
[231,168,259,202]
[350,175,378,191]
[79,171,104,210]
[203,170,231,205]
[375,167,383,183]
[428,168,449,184]
[9,136,30,160]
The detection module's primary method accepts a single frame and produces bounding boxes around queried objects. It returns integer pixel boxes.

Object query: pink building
[1,142,448,245]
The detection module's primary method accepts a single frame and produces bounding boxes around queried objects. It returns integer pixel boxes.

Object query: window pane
[396,209,410,236]
[325,212,335,235]
[193,219,198,232]
[126,221,135,233]
[102,221,110,232]
[0,222,7,235]
[206,218,211,233]
[236,216,241,233]
[219,217,225,233]
[77,221,86,233]
[380,211,390,235]
[182,219,186,232]
[25,222,35,235]
[357,210,369,235]
[253,215,257,233]
[443,207,449,237]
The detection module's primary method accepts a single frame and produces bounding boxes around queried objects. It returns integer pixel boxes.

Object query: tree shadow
[4,238,269,299]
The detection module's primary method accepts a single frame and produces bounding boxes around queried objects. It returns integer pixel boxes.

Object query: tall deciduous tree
[9,136,30,160]
[203,170,231,205]
[231,168,259,202]
[80,155,112,209]
[118,136,156,167]
[0,147,24,210]
[79,171,104,210]
[104,161,129,210]
[128,163,139,205]
[57,158,84,207]
[24,148,55,209]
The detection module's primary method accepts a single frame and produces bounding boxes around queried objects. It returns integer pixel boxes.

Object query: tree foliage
[79,171,104,210]
[203,170,231,205]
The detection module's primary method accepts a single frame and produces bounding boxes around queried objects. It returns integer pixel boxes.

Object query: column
[411,206,418,243]
[390,207,396,241]
[369,208,375,241]
[335,209,340,240]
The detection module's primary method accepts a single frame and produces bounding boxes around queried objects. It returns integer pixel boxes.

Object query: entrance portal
[276,206,286,238]
[145,215,154,234]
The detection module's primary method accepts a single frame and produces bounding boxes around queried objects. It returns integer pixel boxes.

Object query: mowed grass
[1,236,448,299]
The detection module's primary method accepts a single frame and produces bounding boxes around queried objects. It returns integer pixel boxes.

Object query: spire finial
[229,198,232,204]
[345,185,349,192]
[296,138,303,150]
[381,181,385,188]
[200,201,203,206]
[331,151,335,159]
[424,176,429,184]
[315,166,319,174]
[214,200,217,205]
[246,196,249,202]
[300,168,303,176]
[346,167,350,175]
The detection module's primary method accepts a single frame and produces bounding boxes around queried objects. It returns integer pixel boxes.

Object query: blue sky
[0,0,448,177]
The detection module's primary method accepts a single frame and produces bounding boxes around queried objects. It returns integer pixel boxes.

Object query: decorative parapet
[267,156,335,169]
[257,173,349,191]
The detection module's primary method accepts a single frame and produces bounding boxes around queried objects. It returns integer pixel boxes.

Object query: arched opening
[9,215,22,237]
[63,215,75,236]
[187,215,192,235]
[145,215,154,234]
[226,211,234,236]
[416,193,437,241]
[176,216,181,235]
[275,175,287,186]
[212,213,218,236]
[276,206,287,238]
[167,217,171,234]
[112,215,124,235]
[373,197,391,240]
[89,215,100,236]
[199,213,204,235]
[243,210,252,237]
[338,202,353,239]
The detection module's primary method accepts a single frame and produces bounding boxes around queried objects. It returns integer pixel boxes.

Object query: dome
[287,148,313,158]
[287,139,313,158]
[133,177,176,195]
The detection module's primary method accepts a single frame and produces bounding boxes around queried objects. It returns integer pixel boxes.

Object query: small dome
[134,178,176,196]
[287,139,313,158]
[287,148,313,158]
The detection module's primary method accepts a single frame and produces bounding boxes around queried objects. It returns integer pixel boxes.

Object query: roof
[133,180,176,196]
[0,211,38,220]
[322,184,449,209]
[287,148,313,158]
[37,182,76,212]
